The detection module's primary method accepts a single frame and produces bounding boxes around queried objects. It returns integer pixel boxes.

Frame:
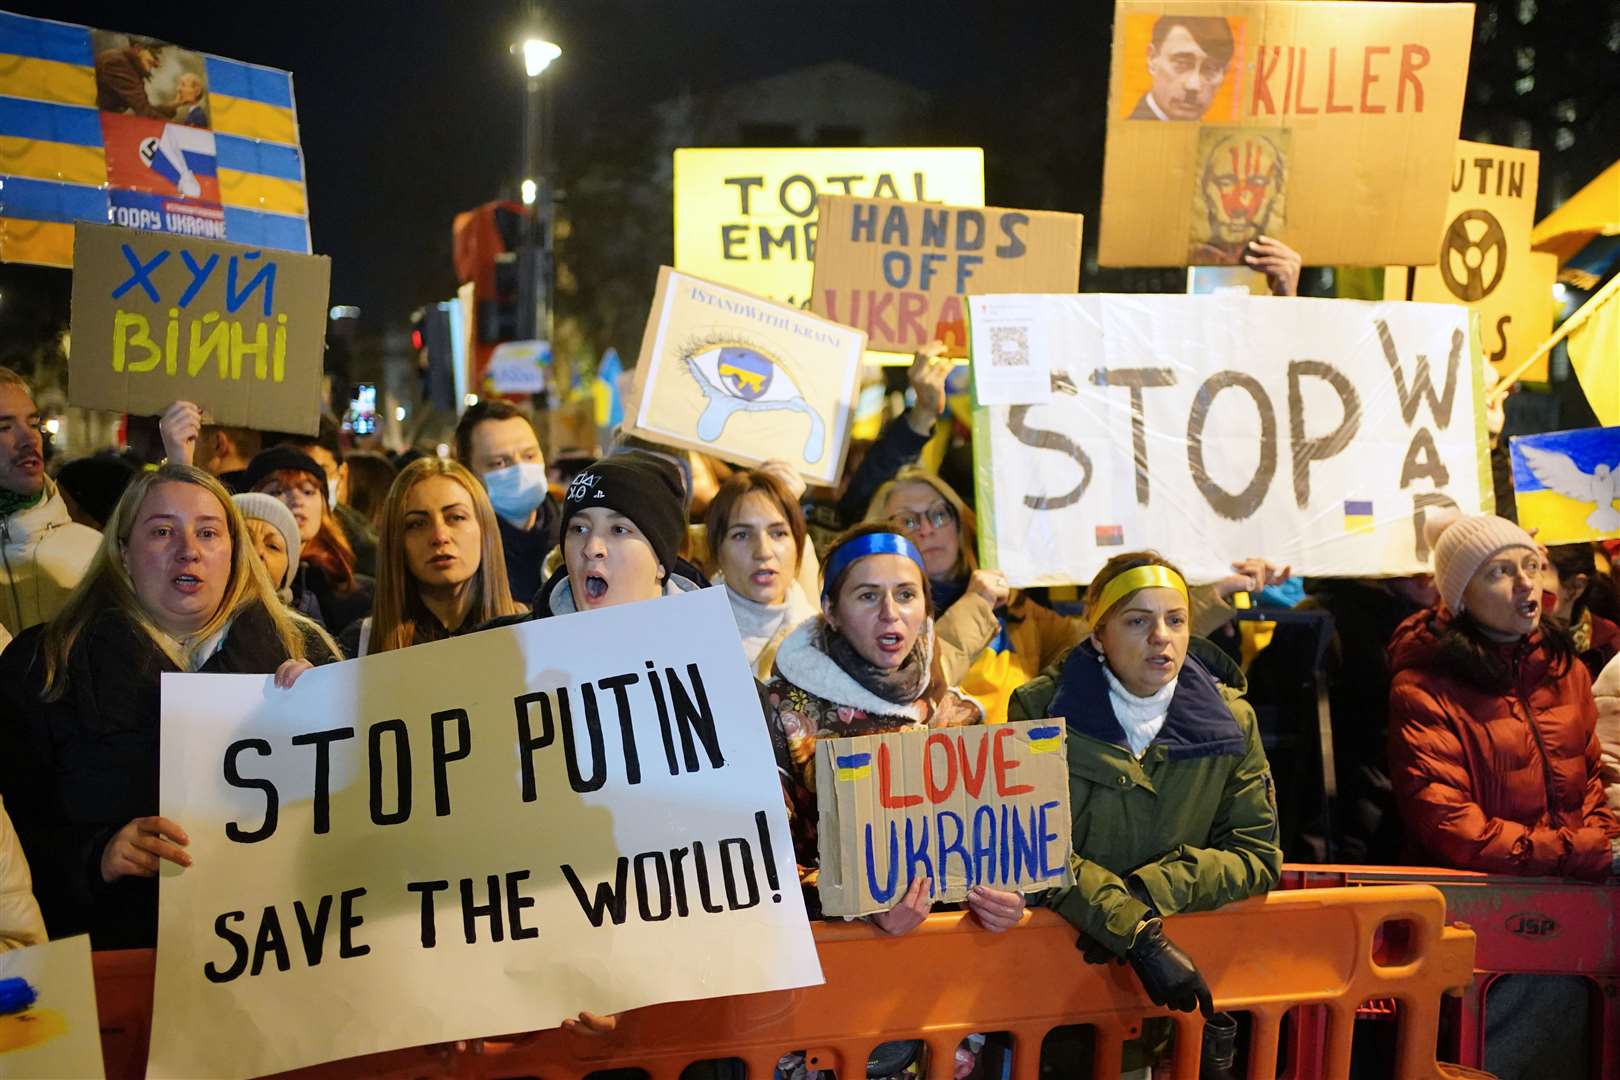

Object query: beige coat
[1,477,101,637]
[1595,652,1620,812]
[0,795,46,950]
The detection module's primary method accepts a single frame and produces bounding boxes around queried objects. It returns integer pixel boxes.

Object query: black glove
[1126,918,1214,1017]
[1074,931,1120,966]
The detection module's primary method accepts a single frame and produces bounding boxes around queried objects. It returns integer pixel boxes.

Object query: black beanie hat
[56,454,137,528]
[563,451,686,579]
[244,446,326,494]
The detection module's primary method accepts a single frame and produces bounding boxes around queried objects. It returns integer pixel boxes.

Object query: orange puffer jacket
[1387,609,1620,880]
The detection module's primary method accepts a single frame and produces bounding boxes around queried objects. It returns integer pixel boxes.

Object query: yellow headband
[1091,564,1190,622]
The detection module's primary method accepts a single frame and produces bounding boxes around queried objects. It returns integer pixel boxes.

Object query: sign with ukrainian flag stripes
[0,11,310,268]
[1509,426,1620,544]
[813,719,1072,917]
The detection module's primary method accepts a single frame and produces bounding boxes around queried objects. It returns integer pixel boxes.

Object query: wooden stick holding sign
[815,720,1073,918]
[69,223,331,435]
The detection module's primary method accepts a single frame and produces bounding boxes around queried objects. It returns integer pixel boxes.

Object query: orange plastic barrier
[1280,864,1620,1078]
[94,885,1476,1080]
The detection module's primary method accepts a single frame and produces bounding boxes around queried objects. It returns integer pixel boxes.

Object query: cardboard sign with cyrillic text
[1385,142,1556,380]
[69,223,330,434]
[970,292,1493,586]
[1099,1,1475,267]
[149,589,821,1079]
[815,720,1072,918]
[811,195,1082,356]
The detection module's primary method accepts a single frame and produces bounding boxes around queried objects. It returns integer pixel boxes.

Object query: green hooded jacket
[1008,637,1282,956]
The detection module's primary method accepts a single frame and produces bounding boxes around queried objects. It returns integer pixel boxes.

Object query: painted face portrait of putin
[1137,15,1236,121]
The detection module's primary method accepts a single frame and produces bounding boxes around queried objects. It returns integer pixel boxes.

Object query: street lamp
[512,24,560,347]
[522,37,560,78]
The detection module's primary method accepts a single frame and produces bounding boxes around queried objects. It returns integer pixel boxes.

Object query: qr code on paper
[989,325,1029,367]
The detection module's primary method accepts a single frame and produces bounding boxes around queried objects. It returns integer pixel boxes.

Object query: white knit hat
[232,492,302,593]
[1431,514,1538,615]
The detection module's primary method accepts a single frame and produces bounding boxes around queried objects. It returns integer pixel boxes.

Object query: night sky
[17,1,1084,332]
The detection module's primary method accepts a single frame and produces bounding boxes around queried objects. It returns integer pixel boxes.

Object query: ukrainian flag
[0,13,104,266]
[1026,724,1063,754]
[205,56,309,248]
[834,752,872,782]
[1343,499,1375,534]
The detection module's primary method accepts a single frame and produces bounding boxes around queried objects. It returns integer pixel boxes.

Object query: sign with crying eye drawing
[625,267,867,486]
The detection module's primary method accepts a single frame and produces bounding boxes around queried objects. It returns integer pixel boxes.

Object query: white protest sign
[0,936,105,1079]
[970,294,1491,586]
[149,588,821,1079]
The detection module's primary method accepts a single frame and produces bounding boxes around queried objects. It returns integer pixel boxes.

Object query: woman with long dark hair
[247,446,374,630]
[340,459,524,656]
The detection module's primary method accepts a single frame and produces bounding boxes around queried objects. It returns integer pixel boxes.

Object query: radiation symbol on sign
[1439,209,1508,302]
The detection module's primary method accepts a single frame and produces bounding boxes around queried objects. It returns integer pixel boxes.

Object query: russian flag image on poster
[1509,426,1620,544]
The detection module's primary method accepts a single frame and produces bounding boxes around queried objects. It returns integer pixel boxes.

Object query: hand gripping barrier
[91,884,1476,1079]
[1280,864,1620,1078]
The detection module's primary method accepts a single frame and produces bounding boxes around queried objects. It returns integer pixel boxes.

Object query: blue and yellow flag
[0,13,310,267]
[1509,426,1620,544]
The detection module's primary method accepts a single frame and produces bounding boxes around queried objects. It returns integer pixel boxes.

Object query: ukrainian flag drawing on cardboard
[0,11,309,267]
[1509,426,1620,544]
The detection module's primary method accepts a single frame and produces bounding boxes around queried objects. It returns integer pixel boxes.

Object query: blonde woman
[0,465,338,948]
[339,459,525,657]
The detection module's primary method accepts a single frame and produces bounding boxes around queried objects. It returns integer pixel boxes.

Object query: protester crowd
[1,232,1617,1079]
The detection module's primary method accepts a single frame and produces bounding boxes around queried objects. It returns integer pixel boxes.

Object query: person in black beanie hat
[531,451,700,617]
[55,453,137,529]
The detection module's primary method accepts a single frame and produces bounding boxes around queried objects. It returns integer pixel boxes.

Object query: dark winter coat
[495,495,561,605]
[1009,637,1281,956]
[0,602,337,948]
[1387,609,1620,879]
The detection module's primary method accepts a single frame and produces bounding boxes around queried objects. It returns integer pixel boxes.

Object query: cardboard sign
[148,589,821,1079]
[672,147,985,312]
[0,936,106,1079]
[1386,142,1556,380]
[625,267,866,486]
[1509,427,1620,544]
[969,293,1491,586]
[1099,1,1475,267]
[0,13,311,268]
[810,195,1083,357]
[815,721,1072,918]
[69,223,330,434]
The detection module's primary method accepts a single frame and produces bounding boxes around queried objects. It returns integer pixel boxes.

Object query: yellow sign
[1386,142,1555,380]
[672,147,985,312]
[1099,1,1475,268]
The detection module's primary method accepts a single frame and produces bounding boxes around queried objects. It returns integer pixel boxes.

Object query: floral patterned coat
[760,617,982,914]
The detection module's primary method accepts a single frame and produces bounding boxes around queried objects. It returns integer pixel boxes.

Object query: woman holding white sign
[760,521,1015,1079]
[338,458,525,656]
[0,465,338,949]
[1008,551,1281,1077]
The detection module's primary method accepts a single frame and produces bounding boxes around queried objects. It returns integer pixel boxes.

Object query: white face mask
[327,477,339,510]
[481,462,548,526]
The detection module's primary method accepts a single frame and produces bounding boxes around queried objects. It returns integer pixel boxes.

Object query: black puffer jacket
[0,602,336,948]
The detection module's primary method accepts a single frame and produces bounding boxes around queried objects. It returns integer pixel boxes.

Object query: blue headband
[821,532,928,598]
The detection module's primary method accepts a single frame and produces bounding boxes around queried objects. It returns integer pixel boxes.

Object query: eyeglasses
[890,504,955,534]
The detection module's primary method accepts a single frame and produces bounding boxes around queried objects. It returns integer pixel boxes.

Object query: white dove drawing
[1521,445,1620,533]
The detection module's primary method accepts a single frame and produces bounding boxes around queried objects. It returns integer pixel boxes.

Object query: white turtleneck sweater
[723,580,819,674]
[1100,659,1178,758]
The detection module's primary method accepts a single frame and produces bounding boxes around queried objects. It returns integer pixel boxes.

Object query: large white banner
[969,294,1491,586]
[150,588,821,1079]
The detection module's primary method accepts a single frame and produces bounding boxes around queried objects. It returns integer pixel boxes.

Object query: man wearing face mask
[454,401,559,604]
